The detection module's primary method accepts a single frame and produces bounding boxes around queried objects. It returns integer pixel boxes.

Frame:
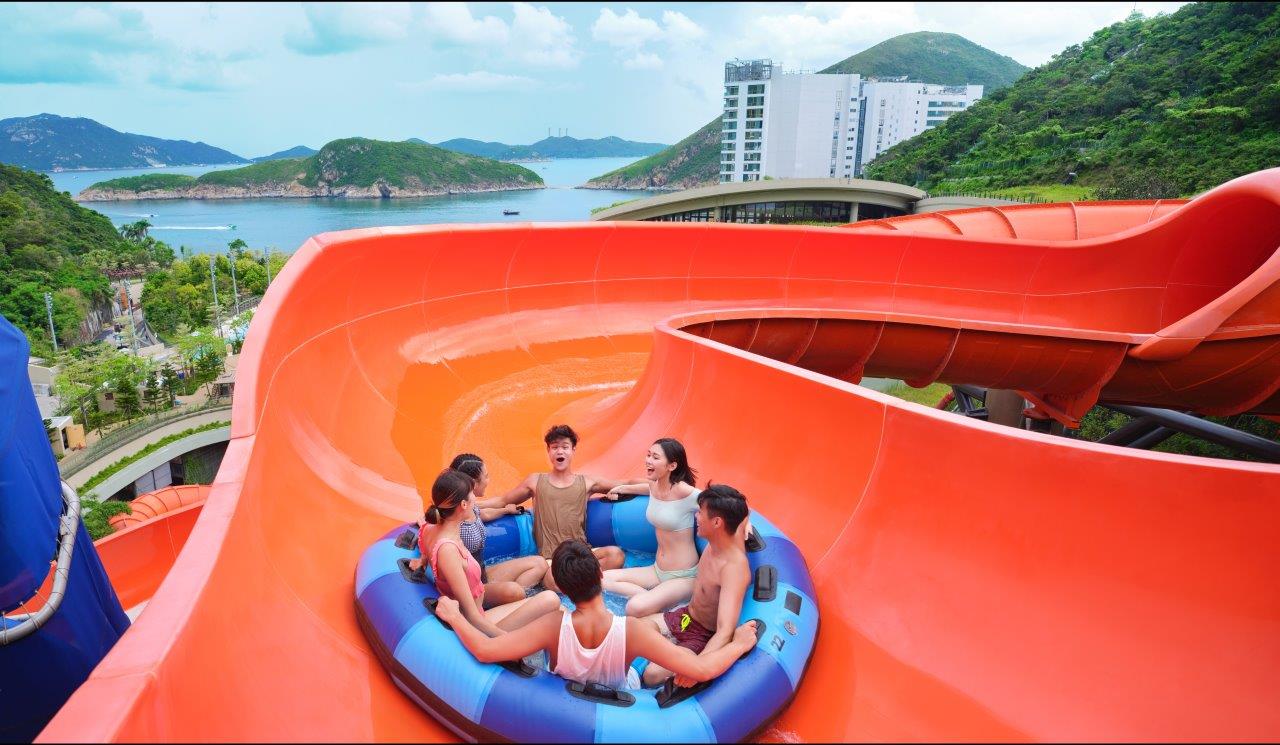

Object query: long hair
[653,437,697,487]
[425,468,474,524]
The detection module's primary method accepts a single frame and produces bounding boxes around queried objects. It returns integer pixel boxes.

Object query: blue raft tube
[355,495,819,743]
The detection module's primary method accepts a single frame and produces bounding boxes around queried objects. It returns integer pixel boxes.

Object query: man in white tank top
[436,540,758,691]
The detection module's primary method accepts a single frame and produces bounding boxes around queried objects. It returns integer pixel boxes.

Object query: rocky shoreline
[77,180,544,201]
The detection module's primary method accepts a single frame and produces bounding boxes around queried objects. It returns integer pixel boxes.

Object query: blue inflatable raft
[354,496,818,743]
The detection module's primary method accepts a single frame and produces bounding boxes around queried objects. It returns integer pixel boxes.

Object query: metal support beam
[1102,404,1280,463]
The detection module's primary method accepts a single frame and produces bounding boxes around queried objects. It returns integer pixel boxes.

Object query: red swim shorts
[662,606,715,654]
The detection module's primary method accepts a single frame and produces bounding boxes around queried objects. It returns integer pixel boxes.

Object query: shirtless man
[641,483,752,688]
[479,424,629,590]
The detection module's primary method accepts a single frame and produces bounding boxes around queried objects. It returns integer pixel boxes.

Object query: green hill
[80,138,543,199]
[435,135,667,160]
[865,3,1280,197]
[586,32,1029,190]
[0,164,149,352]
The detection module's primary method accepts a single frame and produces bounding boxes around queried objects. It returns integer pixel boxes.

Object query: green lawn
[884,381,951,407]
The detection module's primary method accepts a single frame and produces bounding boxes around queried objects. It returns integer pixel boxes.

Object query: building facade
[720,60,983,183]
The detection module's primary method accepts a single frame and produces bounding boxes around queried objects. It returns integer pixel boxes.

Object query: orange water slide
[43,170,1280,742]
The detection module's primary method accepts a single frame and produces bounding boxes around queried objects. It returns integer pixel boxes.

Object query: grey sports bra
[645,488,701,532]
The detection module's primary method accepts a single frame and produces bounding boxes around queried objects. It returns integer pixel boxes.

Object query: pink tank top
[429,537,484,601]
[551,611,630,690]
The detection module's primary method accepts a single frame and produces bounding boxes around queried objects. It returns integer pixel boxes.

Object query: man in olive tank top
[481,424,629,589]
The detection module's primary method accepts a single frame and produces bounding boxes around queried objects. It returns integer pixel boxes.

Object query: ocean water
[44,157,657,254]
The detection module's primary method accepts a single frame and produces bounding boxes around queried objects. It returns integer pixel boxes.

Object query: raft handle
[753,564,777,602]
[744,526,766,553]
[394,529,418,550]
[398,558,428,584]
[500,659,538,678]
[422,597,452,631]
[566,681,635,707]
[655,618,764,709]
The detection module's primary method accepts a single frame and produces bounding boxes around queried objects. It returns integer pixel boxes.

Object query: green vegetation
[81,419,230,497]
[0,163,174,356]
[85,138,543,195]
[437,135,666,160]
[188,157,306,187]
[823,31,1027,88]
[141,241,286,336]
[85,173,198,191]
[885,381,951,407]
[0,113,247,171]
[82,498,132,540]
[590,198,642,214]
[1076,408,1279,463]
[586,120,722,189]
[928,184,1098,202]
[588,31,1030,190]
[866,4,1280,197]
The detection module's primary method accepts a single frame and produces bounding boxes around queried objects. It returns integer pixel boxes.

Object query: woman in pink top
[421,469,560,636]
[437,540,757,690]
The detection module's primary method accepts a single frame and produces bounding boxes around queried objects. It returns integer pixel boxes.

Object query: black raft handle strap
[422,597,537,677]
[566,680,635,707]
[655,618,765,709]
[394,529,418,550]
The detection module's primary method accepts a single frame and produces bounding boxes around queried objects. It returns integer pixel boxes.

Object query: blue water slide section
[0,315,129,741]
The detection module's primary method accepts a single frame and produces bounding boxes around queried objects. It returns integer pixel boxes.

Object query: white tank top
[552,611,631,690]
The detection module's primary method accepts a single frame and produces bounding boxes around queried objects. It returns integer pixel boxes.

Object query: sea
[44,158,657,254]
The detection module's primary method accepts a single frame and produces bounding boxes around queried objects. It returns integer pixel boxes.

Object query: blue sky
[0,2,1187,158]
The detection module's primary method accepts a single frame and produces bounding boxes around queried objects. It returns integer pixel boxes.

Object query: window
[747,84,765,94]
[745,131,762,140]
[720,174,733,183]
[744,163,760,172]
[722,200,854,225]
[746,108,763,119]
[745,120,762,130]
[742,173,760,182]
[722,153,736,163]
[744,153,760,162]
[744,141,761,151]
[722,110,738,120]
[724,97,739,108]
[722,120,737,130]
[747,95,764,106]
[722,142,736,151]
[724,85,739,96]
[647,207,716,222]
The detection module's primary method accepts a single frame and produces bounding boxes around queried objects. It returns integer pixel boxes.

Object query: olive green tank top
[533,473,589,558]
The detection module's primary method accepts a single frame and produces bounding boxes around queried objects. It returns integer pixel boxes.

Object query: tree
[113,376,142,423]
[227,238,248,260]
[160,364,181,404]
[143,373,167,414]
[119,219,152,241]
[195,349,225,397]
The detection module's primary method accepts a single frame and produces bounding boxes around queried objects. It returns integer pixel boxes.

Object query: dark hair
[449,453,485,481]
[544,424,579,448]
[425,469,474,525]
[697,483,748,534]
[551,539,602,603]
[653,438,697,487]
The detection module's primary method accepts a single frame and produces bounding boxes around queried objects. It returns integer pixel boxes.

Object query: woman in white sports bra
[601,438,701,617]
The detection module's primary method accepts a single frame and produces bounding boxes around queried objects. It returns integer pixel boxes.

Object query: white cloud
[421,3,509,46]
[509,3,580,68]
[406,70,537,92]
[661,11,706,44]
[735,3,920,71]
[593,8,662,50]
[623,52,664,70]
[285,2,412,56]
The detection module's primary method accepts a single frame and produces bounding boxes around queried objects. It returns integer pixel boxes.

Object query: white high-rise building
[719,61,983,182]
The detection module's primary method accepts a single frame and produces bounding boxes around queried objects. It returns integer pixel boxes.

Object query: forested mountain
[253,145,317,162]
[0,114,248,171]
[865,3,1280,196]
[586,31,1029,190]
[79,138,543,200]
[434,135,666,160]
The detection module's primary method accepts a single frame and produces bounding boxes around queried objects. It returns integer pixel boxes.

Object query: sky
[0,2,1189,158]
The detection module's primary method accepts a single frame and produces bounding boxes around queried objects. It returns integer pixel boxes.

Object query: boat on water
[503,210,520,216]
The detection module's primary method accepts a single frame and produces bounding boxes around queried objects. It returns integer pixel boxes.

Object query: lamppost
[44,291,58,352]
[209,254,222,339]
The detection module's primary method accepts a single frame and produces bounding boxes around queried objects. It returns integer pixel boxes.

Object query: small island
[77,138,544,201]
